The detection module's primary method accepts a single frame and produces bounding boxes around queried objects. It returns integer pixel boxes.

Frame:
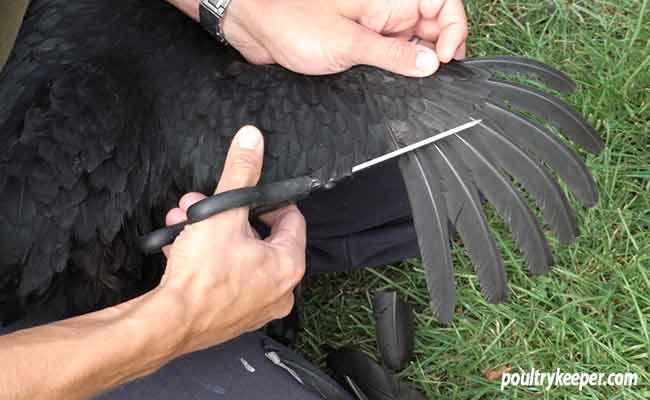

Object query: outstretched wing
[182,55,603,322]
[373,57,602,321]
[1,0,602,325]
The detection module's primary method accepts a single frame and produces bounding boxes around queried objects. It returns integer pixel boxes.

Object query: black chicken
[0,0,603,326]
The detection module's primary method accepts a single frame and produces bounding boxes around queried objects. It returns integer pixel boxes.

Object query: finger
[420,0,445,19]
[163,208,188,258]
[454,42,466,60]
[208,125,265,225]
[162,244,173,259]
[162,192,208,258]
[264,205,307,274]
[347,21,440,77]
[257,204,295,227]
[437,22,467,63]
[387,29,416,41]
[179,192,207,212]
[435,1,468,63]
[265,206,306,288]
[166,192,207,226]
[415,40,436,50]
[166,208,187,226]
[265,205,307,251]
[414,19,441,43]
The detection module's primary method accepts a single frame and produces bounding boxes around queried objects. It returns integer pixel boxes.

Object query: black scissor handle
[138,176,318,254]
[138,221,188,255]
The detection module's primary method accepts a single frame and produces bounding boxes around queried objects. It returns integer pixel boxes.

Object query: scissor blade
[352,119,482,173]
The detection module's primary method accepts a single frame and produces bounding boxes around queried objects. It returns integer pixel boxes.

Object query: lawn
[299,1,650,398]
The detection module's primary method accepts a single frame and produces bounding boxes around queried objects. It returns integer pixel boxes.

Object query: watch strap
[199,0,232,44]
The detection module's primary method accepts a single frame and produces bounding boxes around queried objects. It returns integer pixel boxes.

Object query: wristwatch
[199,0,232,45]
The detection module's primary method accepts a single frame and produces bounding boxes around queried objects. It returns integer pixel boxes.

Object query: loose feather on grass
[373,291,415,371]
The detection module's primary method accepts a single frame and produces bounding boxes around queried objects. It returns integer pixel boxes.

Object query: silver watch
[199,0,232,45]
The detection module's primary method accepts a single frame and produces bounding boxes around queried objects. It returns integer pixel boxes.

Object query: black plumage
[373,291,415,371]
[395,143,455,322]
[449,133,553,275]
[0,0,603,325]
[432,141,508,303]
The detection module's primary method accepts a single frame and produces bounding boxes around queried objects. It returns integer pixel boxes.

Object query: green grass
[299,1,650,398]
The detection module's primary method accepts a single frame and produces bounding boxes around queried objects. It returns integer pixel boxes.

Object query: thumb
[215,125,264,194]
[348,23,440,77]
[209,125,264,225]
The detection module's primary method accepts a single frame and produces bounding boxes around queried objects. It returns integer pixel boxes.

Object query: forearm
[0,290,186,400]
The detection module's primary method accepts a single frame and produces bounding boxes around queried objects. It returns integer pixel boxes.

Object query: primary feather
[394,142,455,322]
[476,122,580,244]
[431,142,508,303]
[479,103,599,207]
[0,0,603,324]
[450,133,553,275]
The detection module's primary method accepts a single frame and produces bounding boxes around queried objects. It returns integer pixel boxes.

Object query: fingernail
[416,47,437,72]
[237,126,261,150]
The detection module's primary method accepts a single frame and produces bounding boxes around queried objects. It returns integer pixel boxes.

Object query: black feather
[480,102,599,207]
[388,120,456,323]
[483,79,604,154]
[463,56,577,93]
[449,133,553,275]
[373,291,415,370]
[396,152,456,321]
[475,123,579,244]
[431,142,508,303]
[327,348,400,400]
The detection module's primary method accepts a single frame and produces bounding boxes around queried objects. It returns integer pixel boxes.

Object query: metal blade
[352,119,482,173]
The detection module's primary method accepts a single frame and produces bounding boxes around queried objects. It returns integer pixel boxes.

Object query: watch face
[202,0,229,18]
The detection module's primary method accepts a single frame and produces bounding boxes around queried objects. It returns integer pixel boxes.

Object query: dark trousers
[98,331,353,400]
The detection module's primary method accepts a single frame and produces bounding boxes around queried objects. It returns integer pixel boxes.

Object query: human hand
[412,0,468,62]
[156,125,306,355]
[221,0,468,76]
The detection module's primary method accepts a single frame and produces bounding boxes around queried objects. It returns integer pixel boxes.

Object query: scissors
[138,119,482,254]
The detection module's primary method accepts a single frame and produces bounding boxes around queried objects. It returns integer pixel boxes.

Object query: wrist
[218,0,251,44]
[116,288,193,362]
[167,0,200,21]
[149,277,238,355]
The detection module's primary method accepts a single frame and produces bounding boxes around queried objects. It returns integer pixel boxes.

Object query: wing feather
[481,102,599,207]
[462,56,577,93]
[483,79,604,154]
[391,134,456,322]
[475,123,579,244]
[449,133,553,275]
[431,142,508,303]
